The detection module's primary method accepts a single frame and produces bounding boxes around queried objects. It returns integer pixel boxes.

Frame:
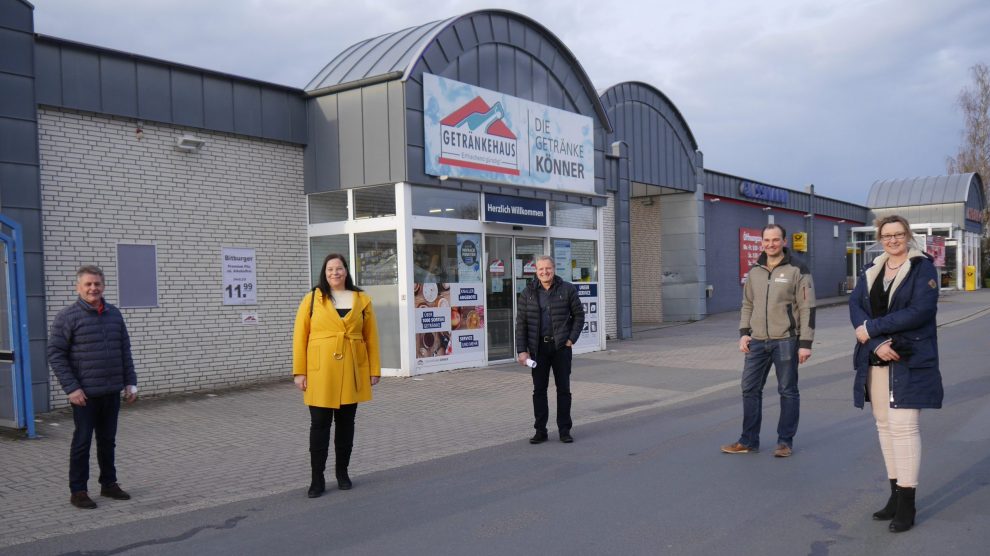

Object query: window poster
[457,234,482,282]
[574,282,599,353]
[414,281,486,368]
[553,239,571,277]
[739,228,763,284]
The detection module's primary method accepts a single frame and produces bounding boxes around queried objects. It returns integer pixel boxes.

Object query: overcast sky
[30,0,990,205]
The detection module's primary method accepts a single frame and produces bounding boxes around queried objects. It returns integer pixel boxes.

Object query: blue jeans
[738,338,800,449]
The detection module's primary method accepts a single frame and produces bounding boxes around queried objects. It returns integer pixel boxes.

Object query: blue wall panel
[136,63,172,121]
[202,75,235,132]
[99,56,138,117]
[60,48,101,112]
[0,73,34,119]
[261,88,290,140]
[171,70,204,128]
[232,81,262,136]
[0,26,33,75]
[34,37,306,144]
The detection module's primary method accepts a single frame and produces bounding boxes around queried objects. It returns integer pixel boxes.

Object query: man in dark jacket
[48,266,138,509]
[516,256,584,444]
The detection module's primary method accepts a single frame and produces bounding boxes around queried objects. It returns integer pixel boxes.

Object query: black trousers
[69,393,121,493]
[308,404,357,472]
[532,343,573,434]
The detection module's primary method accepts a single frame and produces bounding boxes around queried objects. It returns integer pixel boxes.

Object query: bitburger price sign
[222,247,257,305]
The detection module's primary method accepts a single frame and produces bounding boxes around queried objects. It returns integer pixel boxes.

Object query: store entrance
[485,236,545,362]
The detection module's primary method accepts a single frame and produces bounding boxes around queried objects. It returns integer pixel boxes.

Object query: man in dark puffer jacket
[516,256,584,444]
[49,265,138,510]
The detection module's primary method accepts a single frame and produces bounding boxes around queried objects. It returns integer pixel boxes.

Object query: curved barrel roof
[305,9,610,129]
[867,173,983,208]
[305,18,453,91]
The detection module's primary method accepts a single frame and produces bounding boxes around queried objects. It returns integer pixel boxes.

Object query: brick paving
[2,291,988,549]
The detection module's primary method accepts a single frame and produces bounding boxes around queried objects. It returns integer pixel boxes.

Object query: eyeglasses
[879,232,907,243]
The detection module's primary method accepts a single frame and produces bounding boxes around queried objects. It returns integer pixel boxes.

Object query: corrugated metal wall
[305,80,406,192]
[34,37,307,144]
[0,0,48,411]
[601,82,698,192]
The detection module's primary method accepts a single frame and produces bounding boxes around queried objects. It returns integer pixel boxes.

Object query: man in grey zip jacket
[721,224,816,457]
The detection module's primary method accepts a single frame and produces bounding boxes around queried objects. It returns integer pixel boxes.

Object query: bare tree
[947,63,990,207]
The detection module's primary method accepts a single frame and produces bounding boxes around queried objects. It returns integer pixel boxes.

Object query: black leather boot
[335,465,352,490]
[889,486,916,532]
[872,478,898,520]
[308,450,327,498]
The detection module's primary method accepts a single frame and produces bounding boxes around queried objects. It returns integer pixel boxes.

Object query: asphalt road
[9,312,990,556]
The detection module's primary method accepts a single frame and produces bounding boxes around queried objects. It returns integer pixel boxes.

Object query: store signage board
[483,193,548,226]
[423,73,594,194]
[739,181,788,204]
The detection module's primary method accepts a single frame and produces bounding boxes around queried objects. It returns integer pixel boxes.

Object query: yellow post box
[792,232,807,252]
[964,265,976,291]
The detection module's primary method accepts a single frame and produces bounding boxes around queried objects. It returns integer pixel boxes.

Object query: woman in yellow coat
[293,253,380,498]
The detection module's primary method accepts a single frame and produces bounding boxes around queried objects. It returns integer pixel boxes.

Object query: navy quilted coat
[48,298,137,396]
[848,250,943,410]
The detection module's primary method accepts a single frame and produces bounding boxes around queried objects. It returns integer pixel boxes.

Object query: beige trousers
[869,366,921,487]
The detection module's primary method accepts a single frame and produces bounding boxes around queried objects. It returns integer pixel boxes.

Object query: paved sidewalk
[2,290,988,549]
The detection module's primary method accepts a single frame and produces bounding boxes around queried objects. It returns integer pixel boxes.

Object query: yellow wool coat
[293,289,381,408]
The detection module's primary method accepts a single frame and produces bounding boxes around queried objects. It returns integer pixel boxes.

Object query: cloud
[30,0,990,204]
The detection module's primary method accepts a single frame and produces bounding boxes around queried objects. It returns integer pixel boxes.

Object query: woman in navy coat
[849,214,943,533]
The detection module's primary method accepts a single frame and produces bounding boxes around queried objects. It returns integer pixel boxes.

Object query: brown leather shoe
[70,491,97,509]
[720,442,757,454]
[773,444,793,458]
[100,483,131,500]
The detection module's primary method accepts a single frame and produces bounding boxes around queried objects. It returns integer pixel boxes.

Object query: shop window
[552,238,597,282]
[310,235,350,286]
[412,230,460,283]
[411,186,480,220]
[550,201,596,229]
[412,229,485,368]
[353,185,396,219]
[116,243,158,308]
[308,191,348,223]
[355,231,397,286]
[353,231,400,369]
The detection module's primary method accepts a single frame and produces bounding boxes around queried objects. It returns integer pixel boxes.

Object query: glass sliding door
[485,236,514,361]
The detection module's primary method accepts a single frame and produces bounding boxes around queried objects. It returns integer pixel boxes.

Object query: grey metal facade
[0,0,47,411]
[304,10,610,206]
[866,173,986,234]
[703,170,868,314]
[599,81,706,330]
[34,36,307,144]
[600,81,699,192]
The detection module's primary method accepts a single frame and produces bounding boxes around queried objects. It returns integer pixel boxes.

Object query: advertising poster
[553,239,572,277]
[926,235,946,267]
[423,73,595,194]
[574,283,599,353]
[739,228,764,284]
[222,247,257,305]
[457,234,482,282]
[414,281,485,368]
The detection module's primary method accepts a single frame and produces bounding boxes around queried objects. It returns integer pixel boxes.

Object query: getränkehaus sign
[423,74,594,194]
